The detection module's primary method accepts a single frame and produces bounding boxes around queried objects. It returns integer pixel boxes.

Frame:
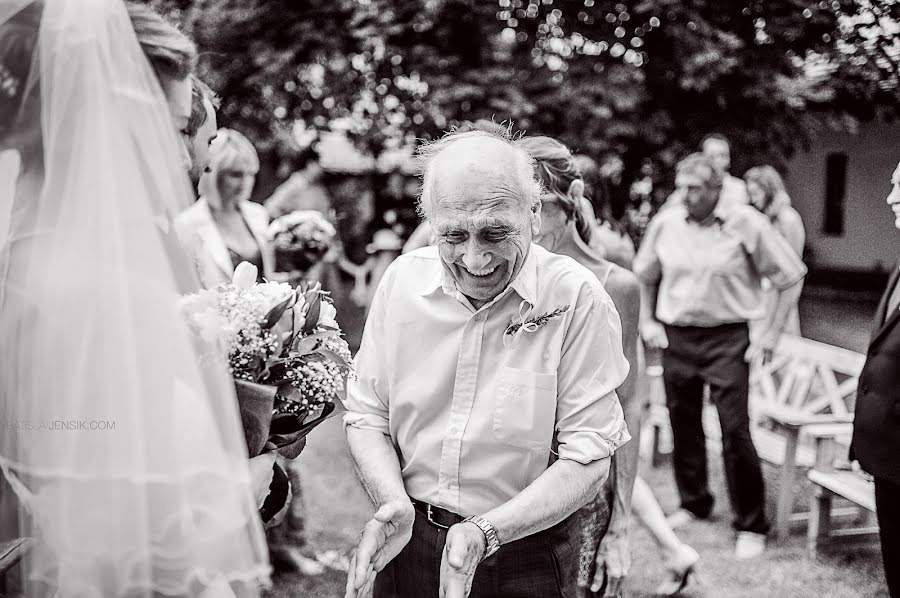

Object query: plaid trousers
[374,509,580,598]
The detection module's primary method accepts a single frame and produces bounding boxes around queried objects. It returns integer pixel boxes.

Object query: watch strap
[462,515,501,560]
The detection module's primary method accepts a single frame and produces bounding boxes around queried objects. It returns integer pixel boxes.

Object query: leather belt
[411,499,464,529]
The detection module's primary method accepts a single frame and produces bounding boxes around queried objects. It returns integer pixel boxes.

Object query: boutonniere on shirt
[504,303,570,338]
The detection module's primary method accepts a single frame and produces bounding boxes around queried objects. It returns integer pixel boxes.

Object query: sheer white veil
[0,0,270,595]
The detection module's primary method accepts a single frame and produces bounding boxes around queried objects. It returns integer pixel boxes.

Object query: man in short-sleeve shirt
[343,128,631,598]
[634,153,806,559]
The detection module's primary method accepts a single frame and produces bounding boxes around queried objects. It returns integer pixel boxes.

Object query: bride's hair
[0,2,196,145]
[125,2,196,86]
[0,2,43,142]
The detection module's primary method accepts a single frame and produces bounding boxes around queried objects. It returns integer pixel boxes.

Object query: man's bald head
[415,126,544,309]
[417,128,542,220]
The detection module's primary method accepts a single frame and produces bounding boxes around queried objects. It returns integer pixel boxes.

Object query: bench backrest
[750,334,866,421]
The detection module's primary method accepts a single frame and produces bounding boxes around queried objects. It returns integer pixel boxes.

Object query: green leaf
[316,347,353,370]
[292,330,337,355]
[301,293,322,335]
[261,293,296,330]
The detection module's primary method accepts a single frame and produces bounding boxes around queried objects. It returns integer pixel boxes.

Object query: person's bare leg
[631,476,699,594]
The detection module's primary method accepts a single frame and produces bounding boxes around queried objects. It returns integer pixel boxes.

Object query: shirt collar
[683,192,731,226]
[422,245,539,308]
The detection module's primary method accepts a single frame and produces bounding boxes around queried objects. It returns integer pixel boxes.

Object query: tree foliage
[146,0,900,183]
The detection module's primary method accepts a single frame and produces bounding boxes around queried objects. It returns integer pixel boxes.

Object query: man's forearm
[481,457,610,545]
[767,280,804,339]
[345,426,409,508]
[639,281,660,325]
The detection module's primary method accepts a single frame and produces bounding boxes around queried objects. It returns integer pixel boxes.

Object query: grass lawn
[267,412,890,598]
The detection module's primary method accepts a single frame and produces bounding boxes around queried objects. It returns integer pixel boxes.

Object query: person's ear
[530,199,542,235]
[568,179,585,201]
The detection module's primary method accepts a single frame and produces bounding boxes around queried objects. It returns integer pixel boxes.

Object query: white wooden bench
[647,334,867,540]
[750,334,866,539]
[805,426,878,557]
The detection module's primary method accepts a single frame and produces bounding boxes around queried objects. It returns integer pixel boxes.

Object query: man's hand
[640,319,669,350]
[744,329,779,364]
[591,531,631,598]
[248,452,277,509]
[439,522,486,598]
[345,500,415,598]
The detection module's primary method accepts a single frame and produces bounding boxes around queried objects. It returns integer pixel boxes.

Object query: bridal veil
[0,0,270,595]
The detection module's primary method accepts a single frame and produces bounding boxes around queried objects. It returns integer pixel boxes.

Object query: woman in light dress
[744,165,805,340]
[523,136,700,598]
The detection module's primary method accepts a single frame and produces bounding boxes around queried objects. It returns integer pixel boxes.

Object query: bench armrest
[757,403,854,430]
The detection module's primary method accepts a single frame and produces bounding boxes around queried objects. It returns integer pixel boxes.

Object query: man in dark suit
[851,159,900,597]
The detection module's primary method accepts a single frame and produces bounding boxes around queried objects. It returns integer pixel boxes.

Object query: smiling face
[429,138,540,308]
[887,161,900,230]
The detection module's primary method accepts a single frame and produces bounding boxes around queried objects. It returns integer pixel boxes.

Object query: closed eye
[442,231,467,244]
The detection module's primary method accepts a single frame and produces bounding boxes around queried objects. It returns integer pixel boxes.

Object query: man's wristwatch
[462,515,501,561]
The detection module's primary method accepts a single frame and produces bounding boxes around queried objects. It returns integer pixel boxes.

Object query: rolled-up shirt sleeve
[554,283,631,463]
[742,211,807,291]
[342,265,394,435]
[632,215,663,285]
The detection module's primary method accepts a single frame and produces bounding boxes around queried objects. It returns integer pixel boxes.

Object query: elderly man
[343,128,631,598]
[851,160,900,597]
[634,153,806,560]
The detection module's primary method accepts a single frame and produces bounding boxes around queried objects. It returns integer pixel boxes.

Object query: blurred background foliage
[145,0,899,193]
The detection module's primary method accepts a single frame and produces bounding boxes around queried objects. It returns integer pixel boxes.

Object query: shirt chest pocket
[492,367,558,450]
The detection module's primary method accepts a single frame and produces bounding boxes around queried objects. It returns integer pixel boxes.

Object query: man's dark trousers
[374,508,579,598]
[662,322,770,534]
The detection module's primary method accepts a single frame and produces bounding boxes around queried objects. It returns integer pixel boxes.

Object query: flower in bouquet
[268,210,337,273]
[181,262,353,458]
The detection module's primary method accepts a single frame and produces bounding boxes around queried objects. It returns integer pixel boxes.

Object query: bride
[0,0,269,596]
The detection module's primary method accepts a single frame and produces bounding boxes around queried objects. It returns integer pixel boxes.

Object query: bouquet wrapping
[181,262,353,458]
[268,210,337,273]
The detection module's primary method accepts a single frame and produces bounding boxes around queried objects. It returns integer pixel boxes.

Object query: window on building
[823,152,847,236]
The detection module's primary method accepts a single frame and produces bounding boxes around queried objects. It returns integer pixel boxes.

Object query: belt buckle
[426,504,450,529]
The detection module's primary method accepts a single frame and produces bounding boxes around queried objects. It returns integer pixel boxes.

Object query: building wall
[782,120,900,273]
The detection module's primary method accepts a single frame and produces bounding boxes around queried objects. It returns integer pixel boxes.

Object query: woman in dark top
[176,128,274,287]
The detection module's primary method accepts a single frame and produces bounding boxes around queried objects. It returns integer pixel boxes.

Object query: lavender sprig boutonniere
[504,305,570,337]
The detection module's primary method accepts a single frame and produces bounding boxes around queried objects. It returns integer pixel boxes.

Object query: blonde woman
[744,165,805,342]
[176,128,275,288]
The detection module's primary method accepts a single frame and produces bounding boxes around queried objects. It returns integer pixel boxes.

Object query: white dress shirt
[344,244,630,516]
[634,201,807,327]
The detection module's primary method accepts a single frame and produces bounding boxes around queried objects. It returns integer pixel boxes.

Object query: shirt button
[472,314,481,322]
[449,426,458,435]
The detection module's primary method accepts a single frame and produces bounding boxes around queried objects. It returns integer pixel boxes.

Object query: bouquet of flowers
[180,262,353,458]
[268,210,337,273]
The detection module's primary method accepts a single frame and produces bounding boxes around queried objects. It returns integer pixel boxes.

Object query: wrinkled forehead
[430,138,530,223]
